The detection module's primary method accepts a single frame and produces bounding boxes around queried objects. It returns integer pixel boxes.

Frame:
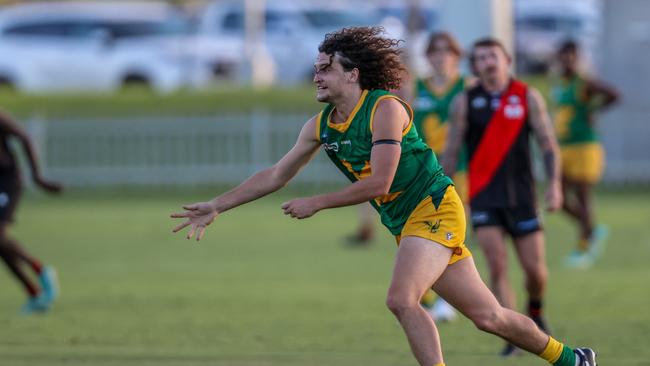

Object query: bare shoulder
[375,96,410,123]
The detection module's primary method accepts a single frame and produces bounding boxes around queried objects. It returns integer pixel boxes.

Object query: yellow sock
[432,363,445,366]
[420,289,437,308]
[539,336,564,364]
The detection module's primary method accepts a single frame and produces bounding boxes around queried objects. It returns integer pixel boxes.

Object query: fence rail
[23,111,650,188]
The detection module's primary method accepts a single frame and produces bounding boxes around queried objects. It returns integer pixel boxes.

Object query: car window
[3,21,74,37]
[517,16,583,33]
[102,19,189,39]
[221,11,244,34]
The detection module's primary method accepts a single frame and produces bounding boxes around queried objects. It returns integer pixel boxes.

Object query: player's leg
[433,256,596,366]
[386,236,453,366]
[0,222,50,313]
[513,230,549,332]
[0,226,40,298]
[474,225,515,310]
[561,177,582,222]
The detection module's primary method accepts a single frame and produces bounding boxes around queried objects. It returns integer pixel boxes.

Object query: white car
[515,0,601,73]
[194,0,380,85]
[0,1,193,93]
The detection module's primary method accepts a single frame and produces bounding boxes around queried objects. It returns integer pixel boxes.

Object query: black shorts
[0,177,22,223]
[470,205,542,238]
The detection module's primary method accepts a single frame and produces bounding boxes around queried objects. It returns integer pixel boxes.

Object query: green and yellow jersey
[552,74,597,145]
[412,76,465,154]
[316,89,453,236]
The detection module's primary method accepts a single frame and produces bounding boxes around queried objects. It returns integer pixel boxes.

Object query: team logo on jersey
[504,104,524,119]
[446,232,453,240]
[490,98,501,110]
[341,140,352,146]
[424,219,442,233]
[323,141,339,152]
[471,96,487,109]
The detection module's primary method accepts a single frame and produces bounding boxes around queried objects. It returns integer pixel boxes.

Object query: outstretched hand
[171,201,219,241]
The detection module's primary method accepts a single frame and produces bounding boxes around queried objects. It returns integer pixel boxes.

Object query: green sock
[553,345,576,366]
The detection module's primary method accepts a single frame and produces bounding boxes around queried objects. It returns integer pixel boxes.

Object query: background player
[0,110,62,314]
[553,39,620,268]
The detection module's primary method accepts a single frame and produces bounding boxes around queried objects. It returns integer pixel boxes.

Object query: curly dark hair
[318,26,406,91]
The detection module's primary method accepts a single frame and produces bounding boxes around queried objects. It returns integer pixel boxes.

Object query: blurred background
[0,1,648,366]
[0,0,645,187]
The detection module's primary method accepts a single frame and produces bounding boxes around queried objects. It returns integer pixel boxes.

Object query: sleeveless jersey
[552,74,596,145]
[412,76,466,154]
[317,89,453,235]
[465,80,536,209]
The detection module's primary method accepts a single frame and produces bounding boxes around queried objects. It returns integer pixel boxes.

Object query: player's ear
[348,68,359,83]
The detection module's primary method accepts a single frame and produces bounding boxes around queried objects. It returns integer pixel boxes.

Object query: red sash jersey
[465,79,536,209]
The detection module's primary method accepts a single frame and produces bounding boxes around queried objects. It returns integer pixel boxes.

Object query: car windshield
[104,16,191,38]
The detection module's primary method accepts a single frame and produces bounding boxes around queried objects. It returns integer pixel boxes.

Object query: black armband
[373,139,401,146]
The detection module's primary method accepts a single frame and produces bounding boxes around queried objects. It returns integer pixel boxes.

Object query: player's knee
[527,266,547,287]
[385,291,419,317]
[471,307,505,334]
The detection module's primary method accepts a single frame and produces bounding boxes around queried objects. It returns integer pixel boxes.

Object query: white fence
[26,113,345,188]
[24,112,650,188]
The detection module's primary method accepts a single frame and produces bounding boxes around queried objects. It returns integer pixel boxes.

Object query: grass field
[1,188,649,366]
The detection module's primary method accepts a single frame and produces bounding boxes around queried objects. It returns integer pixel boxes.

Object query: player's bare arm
[172,115,321,240]
[528,88,562,211]
[585,78,620,111]
[0,110,62,193]
[281,98,406,220]
[441,92,468,176]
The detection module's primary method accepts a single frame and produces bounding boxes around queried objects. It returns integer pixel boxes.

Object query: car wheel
[121,74,151,91]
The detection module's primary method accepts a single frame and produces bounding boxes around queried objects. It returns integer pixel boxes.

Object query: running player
[0,110,61,314]
[173,27,597,366]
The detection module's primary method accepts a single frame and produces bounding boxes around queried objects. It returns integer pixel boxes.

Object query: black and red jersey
[464,79,536,209]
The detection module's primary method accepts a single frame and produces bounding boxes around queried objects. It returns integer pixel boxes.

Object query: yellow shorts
[561,143,604,184]
[395,186,472,265]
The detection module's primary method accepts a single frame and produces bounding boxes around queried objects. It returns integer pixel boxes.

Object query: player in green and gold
[411,31,470,204]
[172,27,597,366]
[553,40,619,268]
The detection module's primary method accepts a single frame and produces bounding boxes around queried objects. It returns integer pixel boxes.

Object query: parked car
[0,1,193,93]
[194,0,380,85]
[515,0,601,74]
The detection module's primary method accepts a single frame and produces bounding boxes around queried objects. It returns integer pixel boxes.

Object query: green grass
[1,189,649,365]
[0,85,321,120]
